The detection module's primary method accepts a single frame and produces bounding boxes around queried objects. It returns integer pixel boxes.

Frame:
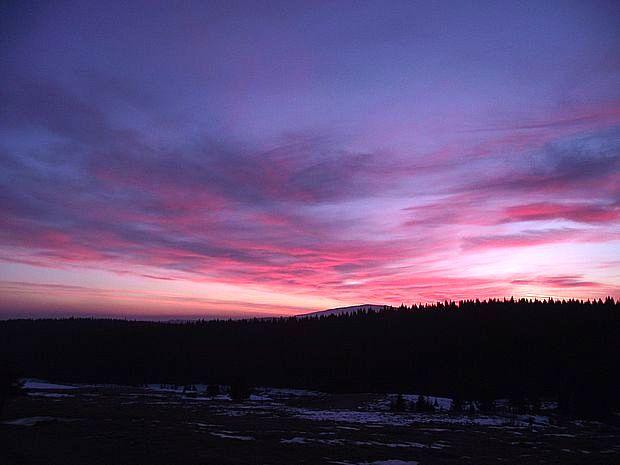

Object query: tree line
[1,297,618,417]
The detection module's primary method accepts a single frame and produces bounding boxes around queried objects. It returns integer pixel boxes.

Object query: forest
[1,298,619,418]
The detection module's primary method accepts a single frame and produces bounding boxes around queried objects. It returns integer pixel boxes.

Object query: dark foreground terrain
[2,381,619,465]
[4,299,619,418]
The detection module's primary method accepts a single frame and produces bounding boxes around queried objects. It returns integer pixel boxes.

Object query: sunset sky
[1,0,619,318]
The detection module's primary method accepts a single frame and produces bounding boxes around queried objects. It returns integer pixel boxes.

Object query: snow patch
[297,304,389,319]
[281,437,307,444]
[28,392,74,398]
[367,461,418,465]
[330,461,419,465]
[353,440,429,448]
[210,432,255,441]
[22,380,78,390]
[256,387,323,398]
[288,407,548,427]
[3,416,80,426]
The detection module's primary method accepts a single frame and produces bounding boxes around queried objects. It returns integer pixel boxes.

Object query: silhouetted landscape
[2,299,620,464]
[3,298,620,415]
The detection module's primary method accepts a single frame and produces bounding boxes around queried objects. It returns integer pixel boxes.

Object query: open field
[2,382,619,465]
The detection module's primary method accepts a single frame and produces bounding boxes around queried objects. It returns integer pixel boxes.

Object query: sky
[0,0,619,319]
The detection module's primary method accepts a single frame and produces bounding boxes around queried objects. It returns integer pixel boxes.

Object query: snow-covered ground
[210,432,255,441]
[254,387,323,398]
[6,380,617,465]
[22,379,79,390]
[280,436,448,449]
[286,406,548,427]
[331,461,418,465]
[27,392,74,398]
[2,416,81,426]
[17,378,552,430]
[142,384,322,400]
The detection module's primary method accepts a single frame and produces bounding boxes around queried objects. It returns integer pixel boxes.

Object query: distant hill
[296,304,391,318]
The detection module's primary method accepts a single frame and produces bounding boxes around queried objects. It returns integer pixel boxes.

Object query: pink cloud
[503,202,620,224]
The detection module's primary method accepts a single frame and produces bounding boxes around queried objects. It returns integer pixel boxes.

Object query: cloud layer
[1,1,619,316]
